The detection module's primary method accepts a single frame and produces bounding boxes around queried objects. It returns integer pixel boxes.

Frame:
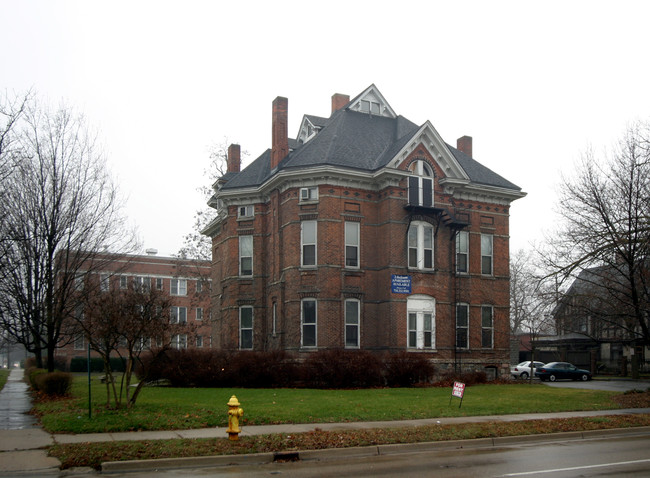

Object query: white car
[511,361,545,380]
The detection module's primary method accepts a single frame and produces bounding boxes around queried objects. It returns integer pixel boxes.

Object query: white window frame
[170,306,187,324]
[300,187,318,202]
[171,278,187,296]
[74,333,85,351]
[456,231,469,273]
[408,160,434,207]
[171,334,187,350]
[481,234,493,275]
[406,295,435,350]
[239,235,253,276]
[196,335,203,348]
[301,298,317,348]
[156,277,163,290]
[301,220,317,267]
[345,221,360,268]
[344,299,360,348]
[239,306,253,350]
[238,205,254,218]
[408,221,434,270]
[456,303,469,349]
[120,275,128,290]
[481,305,494,349]
[196,307,203,321]
[100,273,110,292]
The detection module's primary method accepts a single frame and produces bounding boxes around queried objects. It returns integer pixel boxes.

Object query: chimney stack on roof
[271,96,288,170]
[331,93,350,114]
[457,135,473,158]
[227,144,241,173]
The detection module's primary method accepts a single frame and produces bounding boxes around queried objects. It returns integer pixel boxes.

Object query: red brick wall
[210,146,513,376]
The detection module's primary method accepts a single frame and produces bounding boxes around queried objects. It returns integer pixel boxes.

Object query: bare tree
[510,249,557,381]
[178,138,247,260]
[0,96,137,371]
[544,120,650,377]
[79,279,185,408]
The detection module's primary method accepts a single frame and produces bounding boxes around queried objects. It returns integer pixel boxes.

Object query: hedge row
[69,357,126,373]
[136,349,438,389]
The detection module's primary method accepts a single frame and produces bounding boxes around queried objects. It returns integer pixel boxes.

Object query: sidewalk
[1,367,649,475]
[0,368,60,475]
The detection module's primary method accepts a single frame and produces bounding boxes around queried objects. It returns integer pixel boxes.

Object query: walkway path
[0,368,60,475]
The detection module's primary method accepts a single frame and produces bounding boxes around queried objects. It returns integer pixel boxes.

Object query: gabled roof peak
[347,84,396,118]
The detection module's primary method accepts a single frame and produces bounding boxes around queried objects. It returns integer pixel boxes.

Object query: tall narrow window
[345,222,360,268]
[408,222,434,270]
[239,235,253,276]
[456,303,469,349]
[408,160,434,207]
[171,278,187,296]
[301,221,317,267]
[481,234,493,275]
[406,295,435,349]
[196,307,203,321]
[100,274,110,292]
[239,306,253,350]
[301,299,317,347]
[481,305,493,348]
[344,299,360,348]
[456,231,469,273]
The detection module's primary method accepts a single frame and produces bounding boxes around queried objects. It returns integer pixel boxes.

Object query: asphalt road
[86,429,650,478]
[541,378,650,392]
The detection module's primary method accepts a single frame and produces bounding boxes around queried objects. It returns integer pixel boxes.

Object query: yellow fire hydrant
[226,395,244,441]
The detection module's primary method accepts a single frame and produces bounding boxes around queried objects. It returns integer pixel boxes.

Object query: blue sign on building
[391,274,411,294]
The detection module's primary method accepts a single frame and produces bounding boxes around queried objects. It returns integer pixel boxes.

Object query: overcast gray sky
[2,0,649,256]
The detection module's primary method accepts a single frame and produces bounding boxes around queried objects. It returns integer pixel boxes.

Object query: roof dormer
[348,84,396,118]
[297,114,328,145]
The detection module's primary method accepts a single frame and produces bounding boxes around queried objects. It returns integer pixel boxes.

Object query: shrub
[34,371,73,396]
[434,370,488,387]
[303,349,383,388]
[27,367,47,389]
[383,351,435,387]
[137,349,297,388]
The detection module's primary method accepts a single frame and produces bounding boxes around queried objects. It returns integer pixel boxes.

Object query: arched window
[408,160,434,207]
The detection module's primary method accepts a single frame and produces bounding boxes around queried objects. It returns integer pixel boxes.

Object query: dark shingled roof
[221,101,522,193]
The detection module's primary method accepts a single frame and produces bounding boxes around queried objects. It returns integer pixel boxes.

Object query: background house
[540,266,649,374]
[203,85,526,378]
[56,251,211,369]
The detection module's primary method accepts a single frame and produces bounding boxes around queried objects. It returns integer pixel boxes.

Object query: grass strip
[49,414,650,470]
[35,379,623,433]
[0,369,9,391]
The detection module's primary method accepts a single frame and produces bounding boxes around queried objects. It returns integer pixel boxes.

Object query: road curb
[100,426,650,473]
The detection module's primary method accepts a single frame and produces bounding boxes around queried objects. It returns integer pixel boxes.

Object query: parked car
[535,362,592,382]
[510,361,545,380]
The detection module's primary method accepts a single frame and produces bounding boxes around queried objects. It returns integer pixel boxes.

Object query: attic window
[360,100,381,115]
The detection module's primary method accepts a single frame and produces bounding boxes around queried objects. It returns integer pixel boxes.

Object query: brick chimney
[457,135,472,158]
[331,93,350,114]
[271,96,288,170]
[227,143,241,173]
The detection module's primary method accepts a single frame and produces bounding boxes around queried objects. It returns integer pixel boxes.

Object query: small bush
[383,351,435,387]
[27,367,47,389]
[34,371,73,396]
[304,349,383,388]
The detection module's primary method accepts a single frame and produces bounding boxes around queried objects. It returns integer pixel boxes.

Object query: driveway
[541,378,650,392]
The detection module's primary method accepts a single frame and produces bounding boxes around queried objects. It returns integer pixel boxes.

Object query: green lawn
[0,369,9,391]
[35,374,622,434]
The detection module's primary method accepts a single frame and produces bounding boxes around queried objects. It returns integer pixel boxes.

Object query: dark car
[535,362,592,382]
